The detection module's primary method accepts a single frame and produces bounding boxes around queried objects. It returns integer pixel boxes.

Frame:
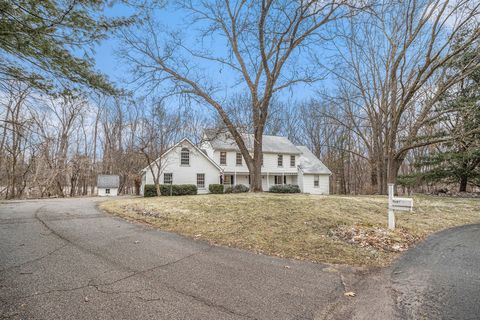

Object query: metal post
[388,183,395,230]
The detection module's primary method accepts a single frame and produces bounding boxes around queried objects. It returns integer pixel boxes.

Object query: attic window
[180,148,190,165]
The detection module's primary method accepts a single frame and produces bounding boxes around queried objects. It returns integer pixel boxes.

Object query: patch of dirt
[331,225,422,253]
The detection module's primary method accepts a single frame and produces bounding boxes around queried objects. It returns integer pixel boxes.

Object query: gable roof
[97,175,120,188]
[203,130,301,154]
[296,146,332,175]
[141,138,223,173]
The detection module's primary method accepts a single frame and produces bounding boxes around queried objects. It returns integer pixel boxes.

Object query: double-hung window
[290,155,295,167]
[236,153,242,165]
[180,148,190,165]
[220,152,227,165]
[314,175,319,187]
[197,173,205,189]
[277,154,283,167]
[164,173,173,184]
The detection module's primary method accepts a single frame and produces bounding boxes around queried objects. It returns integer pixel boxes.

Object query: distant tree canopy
[0,0,134,94]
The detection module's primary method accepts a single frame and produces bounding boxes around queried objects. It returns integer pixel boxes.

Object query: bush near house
[144,184,158,197]
[269,184,301,193]
[209,184,224,194]
[225,184,249,193]
[144,184,197,196]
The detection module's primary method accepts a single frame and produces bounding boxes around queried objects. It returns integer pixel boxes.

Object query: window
[314,175,319,187]
[164,173,173,184]
[277,154,283,167]
[261,153,264,166]
[197,173,205,188]
[290,155,296,167]
[180,148,190,165]
[220,152,227,165]
[105,188,110,194]
[236,152,242,165]
[274,175,285,185]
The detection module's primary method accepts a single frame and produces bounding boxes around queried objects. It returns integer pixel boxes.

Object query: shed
[97,175,120,196]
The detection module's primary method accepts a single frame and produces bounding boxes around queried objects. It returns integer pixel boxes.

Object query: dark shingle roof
[97,175,120,188]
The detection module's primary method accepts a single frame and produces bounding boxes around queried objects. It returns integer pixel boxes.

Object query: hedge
[143,184,197,196]
[209,184,224,194]
[269,184,301,193]
[224,184,249,193]
[144,184,158,197]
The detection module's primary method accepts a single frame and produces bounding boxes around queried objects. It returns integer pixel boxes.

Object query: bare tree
[324,0,480,193]
[120,0,363,191]
[137,100,182,195]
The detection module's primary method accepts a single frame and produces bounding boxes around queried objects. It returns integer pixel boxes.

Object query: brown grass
[100,193,480,267]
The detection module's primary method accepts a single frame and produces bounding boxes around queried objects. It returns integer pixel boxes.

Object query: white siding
[301,174,329,195]
[98,187,118,197]
[212,151,299,174]
[142,141,221,194]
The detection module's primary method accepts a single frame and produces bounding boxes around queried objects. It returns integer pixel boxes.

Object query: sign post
[387,183,413,230]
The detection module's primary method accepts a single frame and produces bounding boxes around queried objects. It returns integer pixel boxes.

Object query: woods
[1,0,479,198]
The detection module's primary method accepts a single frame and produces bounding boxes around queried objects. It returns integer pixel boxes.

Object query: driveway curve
[392,223,480,320]
[1,197,359,320]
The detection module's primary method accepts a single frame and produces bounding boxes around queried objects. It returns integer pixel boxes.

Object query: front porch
[222,172,298,190]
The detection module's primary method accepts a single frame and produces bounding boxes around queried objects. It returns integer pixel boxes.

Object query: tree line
[1,0,479,198]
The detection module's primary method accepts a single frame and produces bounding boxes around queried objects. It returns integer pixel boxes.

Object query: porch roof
[223,171,298,176]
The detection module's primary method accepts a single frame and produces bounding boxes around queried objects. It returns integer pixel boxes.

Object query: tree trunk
[251,130,263,192]
[459,176,468,192]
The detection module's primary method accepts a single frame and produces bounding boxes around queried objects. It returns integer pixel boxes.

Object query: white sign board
[390,198,413,211]
[387,184,413,230]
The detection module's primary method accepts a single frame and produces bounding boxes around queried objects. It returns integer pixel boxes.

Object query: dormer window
[180,148,190,165]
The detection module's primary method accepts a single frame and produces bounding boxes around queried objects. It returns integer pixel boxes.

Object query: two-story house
[140,131,331,195]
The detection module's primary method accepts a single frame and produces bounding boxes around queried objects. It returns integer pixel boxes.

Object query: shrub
[225,184,249,193]
[144,184,158,197]
[269,184,301,193]
[159,184,197,196]
[209,184,224,194]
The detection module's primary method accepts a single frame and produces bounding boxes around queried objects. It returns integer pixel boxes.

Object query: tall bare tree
[120,0,363,191]
[325,0,480,193]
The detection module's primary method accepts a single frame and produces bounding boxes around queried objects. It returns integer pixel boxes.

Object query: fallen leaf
[84,297,89,302]
[344,291,356,297]
[134,240,140,244]
[284,265,291,269]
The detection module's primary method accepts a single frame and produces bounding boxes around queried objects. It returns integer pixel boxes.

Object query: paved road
[2,198,479,320]
[0,198,362,320]
[392,224,480,320]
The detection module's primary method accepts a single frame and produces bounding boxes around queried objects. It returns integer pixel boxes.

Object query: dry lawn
[100,193,480,267]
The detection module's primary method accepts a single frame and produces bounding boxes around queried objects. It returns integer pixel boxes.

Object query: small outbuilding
[97,175,120,196]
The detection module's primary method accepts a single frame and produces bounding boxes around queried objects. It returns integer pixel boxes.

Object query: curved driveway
[1,198,479,319]
[1,198,356,320]
[392,224,480,320]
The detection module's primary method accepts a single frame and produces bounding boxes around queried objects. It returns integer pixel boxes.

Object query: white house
[140,131,331,195]
[97,175,120,196]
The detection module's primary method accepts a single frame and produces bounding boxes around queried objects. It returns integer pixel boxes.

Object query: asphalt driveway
[1,197,479,319]
[0,198,362,320]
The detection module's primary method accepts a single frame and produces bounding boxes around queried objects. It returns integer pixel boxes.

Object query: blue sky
[92,2,328,103]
